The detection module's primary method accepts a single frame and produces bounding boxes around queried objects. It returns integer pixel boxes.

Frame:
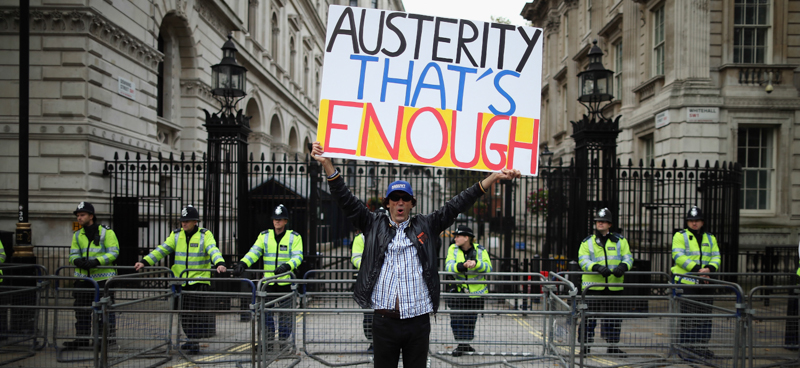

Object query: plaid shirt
[371,218,433,319]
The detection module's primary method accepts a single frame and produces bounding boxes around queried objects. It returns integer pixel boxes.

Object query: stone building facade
[522,0,800,249]
[0,0,403,247]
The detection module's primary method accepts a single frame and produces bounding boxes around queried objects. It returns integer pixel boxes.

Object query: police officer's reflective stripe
[681,232,694,269]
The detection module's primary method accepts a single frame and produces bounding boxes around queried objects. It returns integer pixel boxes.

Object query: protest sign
[316,5,543,175]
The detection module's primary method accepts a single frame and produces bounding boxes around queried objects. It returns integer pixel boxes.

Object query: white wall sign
[655,110,670,129]
[118,77,136,100]
[316,6,544,175]
[686,107,719,123]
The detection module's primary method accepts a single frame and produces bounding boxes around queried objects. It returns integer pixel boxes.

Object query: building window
[157,34,165,118]
[561,84,568,132]
[614,42,622,101]
[271,13,279,59]
[350,0,358,6]
[248,0,257,35]
[734,0,770,64]
[653,5,665,76]
[738,127,774,210]
[586,0,592,33]
[304,55,309,92]
[372,0,378,8]
[562,14,569,58]
[290,36,296,81]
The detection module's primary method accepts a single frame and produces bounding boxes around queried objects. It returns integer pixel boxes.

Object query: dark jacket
[328,175,486,313]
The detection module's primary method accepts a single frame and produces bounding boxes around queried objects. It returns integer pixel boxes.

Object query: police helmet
[272,204,289,220]
[73,201,95,215]
[686,206,704,221]
[453,225,475,238]
[179,205,200,222]
[593,208,612,223]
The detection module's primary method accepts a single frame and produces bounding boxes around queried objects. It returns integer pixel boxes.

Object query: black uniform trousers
[579,288,624,344]
[372,312,430,368]
[73,279,115,336]
[678,286,714,344]
[180,283,210,340]
[449,297,484,341]
[785,283,799,348]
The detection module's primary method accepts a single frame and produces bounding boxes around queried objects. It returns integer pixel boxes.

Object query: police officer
[135,205,227,354]
[233,204,303,348]
[577,208,632,356]
[350,207,386,353]
[66,202,119,348]
[672,205,720,359]
[445,225,492,357]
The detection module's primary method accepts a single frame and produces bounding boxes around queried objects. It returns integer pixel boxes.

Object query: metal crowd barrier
[293,271,578,368]
[734,272,800,368]
[0,264,48,366]
[6,266,800,367]
[560,271,747,368]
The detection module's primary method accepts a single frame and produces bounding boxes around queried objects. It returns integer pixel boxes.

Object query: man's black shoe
[607,346,627,358]
[695,347,715,359]
[681,346,715,360]
[180,342,200,355]
[63,339,91,348]
[452,343,475,357]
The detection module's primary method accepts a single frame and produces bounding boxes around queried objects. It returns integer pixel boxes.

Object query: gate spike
[124,152,130,160]
[114,152,119,160]
[705,160,710,168]
[638,158,643,167]
[695,160,700,168]
[169,152,174,161]
[714,160,719,169]
[202,152,207,161]
[271,153,275,161]
[191,152,196,161]
[722,161,727,170]
[628,158,633,167]
[158,152,163,160]
[146,152,151,161]
[181,152,185,161]
[249,152,253,160]
[260,153,265,161]
[682,160,688,168]
[136,152,141,160]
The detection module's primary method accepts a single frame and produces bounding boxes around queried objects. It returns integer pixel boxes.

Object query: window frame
[652,4,665,77]
[614,41,623,101]
[737,126,776,214]
[733,0,772,64]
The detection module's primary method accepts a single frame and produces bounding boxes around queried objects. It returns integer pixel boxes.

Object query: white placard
[118,77,136,100]
[655,110,670,129]
[316,6,544,175]
[686,107,718,123]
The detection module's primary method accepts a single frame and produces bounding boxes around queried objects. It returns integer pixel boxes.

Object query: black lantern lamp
[577,40,614,119]
[211,34,247,114]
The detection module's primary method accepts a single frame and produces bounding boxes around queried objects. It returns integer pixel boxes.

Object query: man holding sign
[312,142,519,367]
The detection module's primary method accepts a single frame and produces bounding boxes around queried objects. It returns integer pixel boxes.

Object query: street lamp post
[203,34,251,257]
[567,40,621,260]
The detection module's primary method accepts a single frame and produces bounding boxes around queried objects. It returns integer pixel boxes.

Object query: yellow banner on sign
[317,99,539,173]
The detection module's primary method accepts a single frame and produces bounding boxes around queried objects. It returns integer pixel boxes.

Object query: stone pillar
[621,0,640,111]
[673,0,711,81]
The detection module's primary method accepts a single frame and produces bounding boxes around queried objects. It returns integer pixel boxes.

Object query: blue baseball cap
[385,180,414,197]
